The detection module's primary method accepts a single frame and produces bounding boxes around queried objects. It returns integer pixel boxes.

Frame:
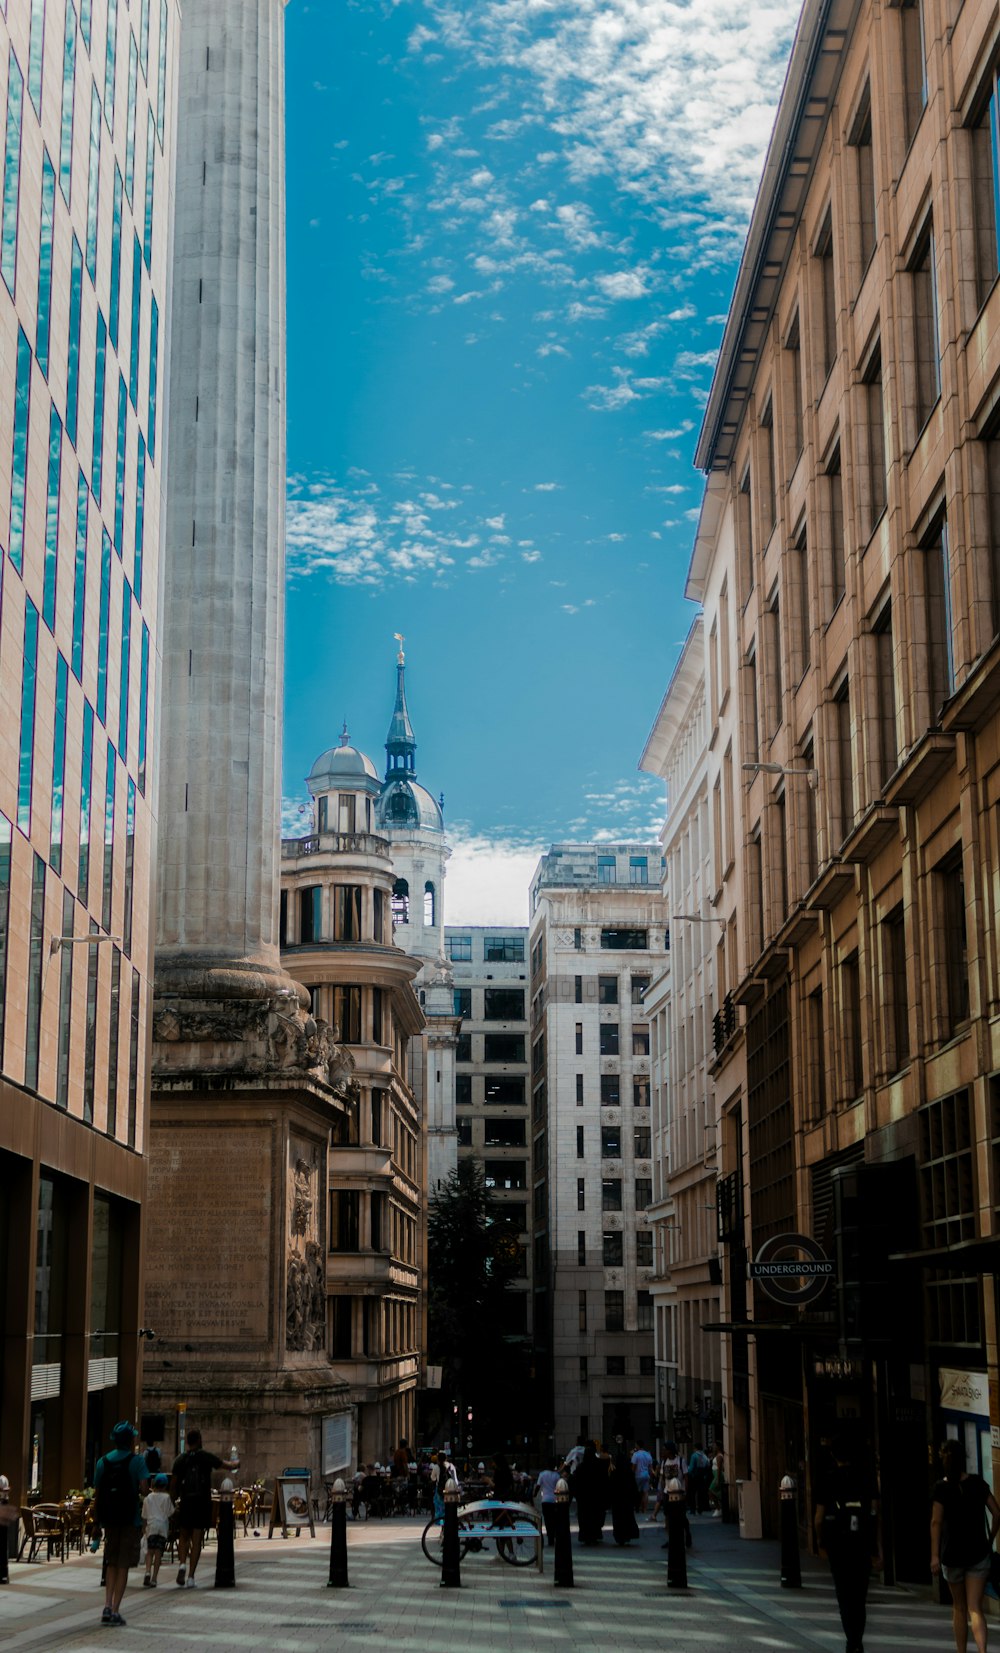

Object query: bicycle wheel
[422,1519,445,1565]
[496,1533,538,1566]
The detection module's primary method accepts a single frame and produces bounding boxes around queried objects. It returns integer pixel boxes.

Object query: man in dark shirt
[814,1434,882,1653]
[170,1429,226,1587]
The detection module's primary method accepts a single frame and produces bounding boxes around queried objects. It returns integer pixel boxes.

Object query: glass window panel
[56,887,75,1107]
[139,0,149,76]
[104,0,117,132]
[72,467,88,679]
[83,918,98,1122]
[122,778,135,955]
[109,163,122,349]
[107,946,121,1132]
[147,294,158,457]
[66,235,83,443]
[113,374,127,551]
[133,431,145,598]
[1,48,22,295]
[27,0,44,115]
[129,232,141,407]
[80,0,91,51]
[59,0,77,203]
[156,0,167,143]
[86,83,100,280]
[124,31,136,201]
[42,404,62,630]
[50,651,69,872]
[92,308,107,500]
[25,855,45,1089]
[97,527,111,722]
[79,698,93,901]
[137,621,149,793]
[127,968,140,1146]
[143,104,154,266]
[102,739,115,931]
[118,578,131,758]
[18,598,39,832]
[36,151,56,371]
[0,813,11,1064]
[9,326,31,571]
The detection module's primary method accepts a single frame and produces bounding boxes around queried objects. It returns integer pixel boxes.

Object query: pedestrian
[141,1473,174,1587]
[655,1441,691,1546]
[931,1437,1000,1653]
[687,1443,711,1514]
[492,1453,514,1501]
[92,1420,148,1627]
[392,1438,411,1478]
[572,1440,608,1545]
[710,1445,727,1516]
[814,1433,882,1653]
[631,1438,653,1514]
[610,1438,640,1545]
[534,1458,562,1547]
[562,1435,586,1477]
[170,1428,224,1587]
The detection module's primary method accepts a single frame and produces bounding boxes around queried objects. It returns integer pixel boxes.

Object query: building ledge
[331,1145,393,1181]
[840,803,900,865]
[282,831,391,861]
[942,637,1000,732]
[883,730,956,806]
[774,902,820,950]
[804,858,856,912]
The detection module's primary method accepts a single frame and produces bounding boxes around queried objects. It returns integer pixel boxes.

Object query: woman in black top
[930,1438,1000,1653]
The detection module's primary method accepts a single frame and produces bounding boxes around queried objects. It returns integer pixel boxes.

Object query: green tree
[427,1162,528,1445]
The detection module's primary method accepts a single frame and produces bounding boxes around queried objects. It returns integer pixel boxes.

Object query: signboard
[268,1474,315,1539]
[938,1368,988,1418]
[322,1413,351,1477]
[749,1233,833,1306]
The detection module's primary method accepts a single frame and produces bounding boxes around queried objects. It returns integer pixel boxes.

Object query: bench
[455,1500,544,1573]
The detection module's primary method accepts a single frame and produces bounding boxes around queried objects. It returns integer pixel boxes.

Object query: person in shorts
[931,1438,1000,1653]
[170,1429,224,1586]
[141,1473,174,1587]
[92,1421,148,1627]
[815,1433,882,1653]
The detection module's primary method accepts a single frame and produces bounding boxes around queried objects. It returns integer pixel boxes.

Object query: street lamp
[742,761,818,789]
[671,913,726,929]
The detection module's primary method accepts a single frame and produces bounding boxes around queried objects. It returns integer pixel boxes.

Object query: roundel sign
[749,1233,834,1306]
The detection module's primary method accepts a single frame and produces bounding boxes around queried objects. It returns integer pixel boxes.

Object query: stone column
[156,0,290,990]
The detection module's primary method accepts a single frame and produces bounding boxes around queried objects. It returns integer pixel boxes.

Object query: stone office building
[528,844,666,1450]
[0,0,177,1498]
[680,0,1000,1570]
[445,925,532,1341]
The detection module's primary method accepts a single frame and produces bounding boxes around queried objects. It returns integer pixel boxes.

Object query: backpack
[96,1454,136,1527]
[178,1452,208,1501]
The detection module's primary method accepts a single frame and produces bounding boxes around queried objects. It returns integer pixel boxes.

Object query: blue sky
[282,0,801,921]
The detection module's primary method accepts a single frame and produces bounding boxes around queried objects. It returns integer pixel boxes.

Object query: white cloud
[595,269,648,301]
[533,481,562,491]
[521,548,542,562]
[585,366,667,412]
[445,832,543,925]
[484,513,506,530]
[644,421,695,440]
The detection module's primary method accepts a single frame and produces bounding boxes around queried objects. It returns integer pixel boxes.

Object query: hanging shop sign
[938,1368,988,1418]
[748,1233,834,1305]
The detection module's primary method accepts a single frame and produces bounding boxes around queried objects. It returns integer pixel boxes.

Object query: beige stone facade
[0,0,178,1499]
[668,0,1000,1571]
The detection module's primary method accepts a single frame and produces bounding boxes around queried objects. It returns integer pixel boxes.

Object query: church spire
[386,633,417,780]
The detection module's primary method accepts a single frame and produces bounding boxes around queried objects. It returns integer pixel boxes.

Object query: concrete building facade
[445,924,532,1343]
[529,844,666,1451]
[0,0,178,1499]
[677,0,1000,1572]
[280,733,427,1466]
[640,619,724,1450]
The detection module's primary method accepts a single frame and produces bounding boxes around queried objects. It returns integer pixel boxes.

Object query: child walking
[142,1473,175,1587]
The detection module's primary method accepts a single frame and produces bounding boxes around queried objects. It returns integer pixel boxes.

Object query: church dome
[377,778,444,833]
[307,727,380,795]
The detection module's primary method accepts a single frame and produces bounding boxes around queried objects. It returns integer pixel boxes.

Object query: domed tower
[377,639,459,1191]
[307,723,382,837]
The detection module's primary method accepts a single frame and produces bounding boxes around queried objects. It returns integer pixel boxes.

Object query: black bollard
[0,1523,7,1585]
[440,1480,461,1589]
[327,1479,349,1588]
[214,1496,236,1588]
[553,1479,574,1588]
[779,1475,801,1588]
[666,1480,688,1589]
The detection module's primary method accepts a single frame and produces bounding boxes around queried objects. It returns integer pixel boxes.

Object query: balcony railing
[281,831,391,861]
[712,991,738,1057]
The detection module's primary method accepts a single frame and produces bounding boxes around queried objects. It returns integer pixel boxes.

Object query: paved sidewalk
[0,1509,957,1651]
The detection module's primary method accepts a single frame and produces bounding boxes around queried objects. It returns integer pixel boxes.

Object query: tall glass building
[0,0,176,1500]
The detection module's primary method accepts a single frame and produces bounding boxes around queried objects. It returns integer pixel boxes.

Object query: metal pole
[553,1479,574,1588]
[779,1475,801,1588]
[666,1479,688,1589]
[214,1484,236,1588]
[440,1479,461,1589]
[327,1479,349,1588]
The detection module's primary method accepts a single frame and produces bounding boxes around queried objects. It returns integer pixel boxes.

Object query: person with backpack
[92,1420,149,1627]
[169,1428,225,1586]
[814,1433,882,1653]
[687,1443,711,1515]
[931,1437,1000,1653]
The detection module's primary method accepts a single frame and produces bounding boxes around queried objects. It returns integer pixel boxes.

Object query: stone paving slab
[0,1510,957,1652]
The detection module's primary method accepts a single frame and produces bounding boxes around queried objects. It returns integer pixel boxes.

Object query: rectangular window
[600,927,647,950]
[873,606,897,788]
[923,515,954,713]
[9,326,31,572]
[484,1075,525,1105]
[143,104,154,265]
[137,622,149,792]
[912,229,940,431]
[637,1289,654,1331]
[139,0,149,74]
[50,652,69,872]
[606,1355,625,1376]
[42,404,62,630]
[331,884,362,943]
[147,294,159,457]
[59,0,76,203]
[484,935,525,961]
[835,680,853,842]
[842,951,863,1098]
[601,1178,622,1212]
[901,0,927,147]
[299,885,322,944]
[597,854,616,883]
[66,236,83,444]
[96,528,112,722]
[124,30,137,201]
[133,433,146,599]
[738,465,754,600]
[332,984,363,1044]
[634,1125,651,1158]
[884,905,909,1071]
[808,986,826,1116]
[599,1024,619,1056]
[575,1022,583,1055]
[36,151,56,372]
[937,851,969,1034]
[18,598,39,832]
[27,0,44,113]
[122,778,135,956]
[576,1124,585,1159]
[793,520,810,676]
[766,584,782,736]
[79,699,94,901]
[92,309,107,500]
[455,1073,471,1106]
[102,739,116,931]
[825,446,844,611]
[113,375,127,552]
[373,886,384,942]
[635,1178,652,1211]
[483,1159,526,1191]
[56,888,75,1108]
[601,1125,621,1159]
[785,311,803,466]
[80,0,91,50]
[633,1076,649,1107]
[484,987,525,1019]
[629,855,648,884]
[852,95,875,273]
[0,814,12,1063]
[631,975,650,1004]
[816,212,837,379]
[759,398,776,538]
[603,1231,623,1266]
[972,70,1000,305]
[156,0,167,143]
[107,946,121,1132]
[485,1117,525,1148]
[598,974,618,1004]
[456,1115,472,1148]
[574,973,583,1003]
[636,1230,653,1267]
[1,48,22,297]
[578,1290,588,1332]
[577,1177,585,1211]
[86,83,100,280]
[632,1025,650,1056]
[605,1290,624,1332]
[127,967,141,1145]
[600,1073,620,1105]
[104,0,117,131]
[109,164,123,349]
[118,578,131,758]
[129,233,142,408]
[455,1032,471,1062]
[577,1230,587,1266]
[446,933,472,961]
[573,926,582,950]
[483,1032,525,1061]
[863,344,886,530]
[25,855,45,1090]
[575,1072,584,1104]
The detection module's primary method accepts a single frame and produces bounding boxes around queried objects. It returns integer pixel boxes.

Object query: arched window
[424,881,436,927]
[391,878,409,925]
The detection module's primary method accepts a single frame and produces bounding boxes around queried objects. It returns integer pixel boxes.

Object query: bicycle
[421,1501,539,1568]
